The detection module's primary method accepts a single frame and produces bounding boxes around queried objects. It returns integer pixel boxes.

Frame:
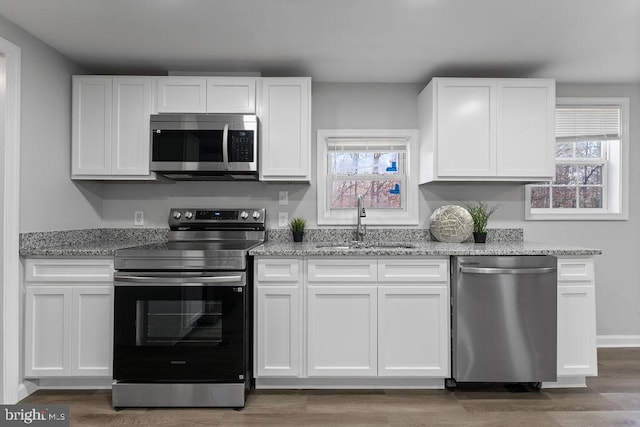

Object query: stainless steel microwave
[149,114,258,180]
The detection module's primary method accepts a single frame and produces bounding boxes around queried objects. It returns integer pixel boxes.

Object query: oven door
[113,272,247,383]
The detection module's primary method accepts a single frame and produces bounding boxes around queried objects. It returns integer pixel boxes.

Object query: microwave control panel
[229,131,254,162]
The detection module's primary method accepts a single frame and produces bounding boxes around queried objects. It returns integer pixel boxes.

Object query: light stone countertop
[249,240,602,257]
[19,228,601,257]
[19,228,168,257]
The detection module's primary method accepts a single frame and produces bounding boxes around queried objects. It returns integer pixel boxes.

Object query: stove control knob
[252,211,261,220]
[172,211,182,219]
[184,211,193,219]
[240,211,249,220]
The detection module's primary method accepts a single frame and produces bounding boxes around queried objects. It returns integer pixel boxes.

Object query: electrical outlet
[134,211,144,226]
[279,191,288,206]
[278,212,288,227]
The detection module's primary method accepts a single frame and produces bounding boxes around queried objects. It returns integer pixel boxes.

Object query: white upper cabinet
[206,77,256,113]
[72,76,112,176]
[258,77,311,181]
[156,77,207,113]
[72,76,154,180]
[496,80,556,177]
[112,77,153,175]
[418,77,555,182]
[156,77,257,113]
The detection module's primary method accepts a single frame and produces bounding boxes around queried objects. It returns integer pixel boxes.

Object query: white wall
[101,81,640,338]
[0,15,103,232]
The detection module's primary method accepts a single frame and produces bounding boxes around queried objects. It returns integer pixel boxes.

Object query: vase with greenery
[289,217,306,242]
[463,201,498,243]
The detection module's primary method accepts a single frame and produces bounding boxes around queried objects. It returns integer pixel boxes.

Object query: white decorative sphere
[429,205,473,243]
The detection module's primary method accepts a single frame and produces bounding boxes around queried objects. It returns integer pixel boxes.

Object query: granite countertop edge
[249,241,602,257]
[19,228,601,257]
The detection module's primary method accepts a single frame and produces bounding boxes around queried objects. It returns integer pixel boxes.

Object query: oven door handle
[114,273,245,286]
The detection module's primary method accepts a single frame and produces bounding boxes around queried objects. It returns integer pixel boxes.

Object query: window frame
[317,129,419,225]
[525,97,629,221]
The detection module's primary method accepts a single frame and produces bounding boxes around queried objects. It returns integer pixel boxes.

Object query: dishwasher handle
[459,266,557,275]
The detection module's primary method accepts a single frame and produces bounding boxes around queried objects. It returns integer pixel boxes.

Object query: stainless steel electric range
[112,208,266,409]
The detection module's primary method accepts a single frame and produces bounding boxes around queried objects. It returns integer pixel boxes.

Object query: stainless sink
[313,242,352,249]
[313,242,416,250]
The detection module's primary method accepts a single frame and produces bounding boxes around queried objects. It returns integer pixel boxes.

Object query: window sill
[525,210,628,221]
[318,212,419,226]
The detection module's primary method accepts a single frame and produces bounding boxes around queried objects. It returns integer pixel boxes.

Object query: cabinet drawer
[257,258,300,283]
[378,258,448,283]
[25,258,114,282]
[557,259,594,283]
[307,259,377,283]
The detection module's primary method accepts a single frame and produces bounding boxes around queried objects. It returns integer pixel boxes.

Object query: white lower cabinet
[307,286,378,377]
[255,256,450,384]
[24,258,114,378]
[378,285,449,377]
[255,258,303,377]
[556,257,597,378]
[256,286,301,377]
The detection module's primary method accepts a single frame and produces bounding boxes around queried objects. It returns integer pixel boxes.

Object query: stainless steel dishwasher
[450,256,557,386]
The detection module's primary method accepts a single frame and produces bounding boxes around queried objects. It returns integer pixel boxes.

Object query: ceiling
[0,0,638,84]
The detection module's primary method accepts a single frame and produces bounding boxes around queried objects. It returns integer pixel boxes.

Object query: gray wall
[0,15,103,233]
[101,82,640,338]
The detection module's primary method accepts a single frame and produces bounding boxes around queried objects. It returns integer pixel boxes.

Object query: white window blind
[556,106,621,141]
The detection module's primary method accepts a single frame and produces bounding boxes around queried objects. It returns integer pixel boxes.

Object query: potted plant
[289,217,306,242]
[463,201,498,243]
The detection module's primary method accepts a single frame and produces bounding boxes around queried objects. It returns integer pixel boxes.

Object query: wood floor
[21,348,640,426]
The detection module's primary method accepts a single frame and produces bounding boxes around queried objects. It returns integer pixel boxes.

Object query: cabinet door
[496,80,555,178]
[256,286,301,377]
[307,286,377,377]
[258,77,311,181]
[72,76,112,176]
[25,287,72,377]
[557,284,597,376]
[112,77,152,175]
[156,77,207,113]
[71,286,113,376]
[378,286,449,377]
[206,77,256,113]
[435,79,496,177]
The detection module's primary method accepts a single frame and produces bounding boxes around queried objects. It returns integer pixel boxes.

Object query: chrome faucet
[356,195,367,241]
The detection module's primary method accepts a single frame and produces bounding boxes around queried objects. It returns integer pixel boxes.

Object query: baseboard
[542,376,587,389]
[17,380,39,402]
[597,335,640,348]
[256,377,445,389]
[35,378,113,389]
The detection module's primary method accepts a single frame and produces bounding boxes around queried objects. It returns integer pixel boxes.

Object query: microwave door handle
[222,123,229,170]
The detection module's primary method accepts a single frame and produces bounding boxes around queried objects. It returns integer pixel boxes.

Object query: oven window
[136,300,223,346]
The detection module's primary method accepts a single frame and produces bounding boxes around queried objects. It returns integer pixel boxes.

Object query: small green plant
[463,201,498,233]
[289,217,306,233]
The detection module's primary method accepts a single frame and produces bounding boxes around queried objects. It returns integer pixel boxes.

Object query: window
[317,129,419,225]
[526,98,629,220]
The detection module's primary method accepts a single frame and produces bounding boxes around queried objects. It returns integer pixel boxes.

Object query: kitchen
[1,0,640,425]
